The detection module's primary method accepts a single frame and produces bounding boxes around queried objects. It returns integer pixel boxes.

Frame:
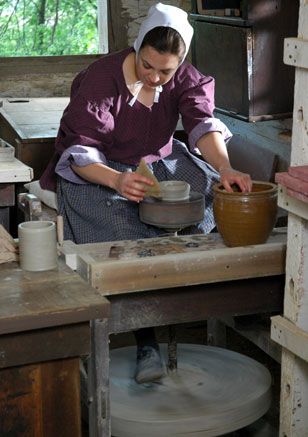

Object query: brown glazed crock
[213,181,278,247]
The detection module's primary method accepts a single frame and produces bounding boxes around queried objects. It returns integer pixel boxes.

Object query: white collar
[128,81,163,107]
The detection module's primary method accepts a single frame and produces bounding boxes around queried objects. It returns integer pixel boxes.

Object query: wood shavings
[0,224,18,264]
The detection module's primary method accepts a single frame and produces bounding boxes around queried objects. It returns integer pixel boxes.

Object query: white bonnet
[133,3,194,62]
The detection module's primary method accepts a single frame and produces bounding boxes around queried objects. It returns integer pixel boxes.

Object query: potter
[39,2,252,385]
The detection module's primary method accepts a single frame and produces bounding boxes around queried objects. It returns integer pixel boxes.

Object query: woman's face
[136,45,181,89]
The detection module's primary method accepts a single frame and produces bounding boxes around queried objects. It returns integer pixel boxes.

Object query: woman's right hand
[114,171,154,202]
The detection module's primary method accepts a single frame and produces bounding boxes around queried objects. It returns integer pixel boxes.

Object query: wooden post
[276,2,308,435]
[88,319,110,437]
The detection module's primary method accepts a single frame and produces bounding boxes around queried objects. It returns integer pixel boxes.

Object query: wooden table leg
[88,319,110,437]
[167,325,177,372]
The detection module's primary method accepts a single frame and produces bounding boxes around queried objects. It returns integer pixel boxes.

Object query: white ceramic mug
[18,221,58,271]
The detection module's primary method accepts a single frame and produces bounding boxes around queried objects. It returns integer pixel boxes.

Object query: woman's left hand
[219,166,252,193]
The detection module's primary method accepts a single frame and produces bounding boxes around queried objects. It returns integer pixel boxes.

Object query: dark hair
[140,27,186,61]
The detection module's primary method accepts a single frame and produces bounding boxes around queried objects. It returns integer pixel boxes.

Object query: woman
[40,3,251,384]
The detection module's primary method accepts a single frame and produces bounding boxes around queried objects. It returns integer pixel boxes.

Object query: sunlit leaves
[0,0,99,56]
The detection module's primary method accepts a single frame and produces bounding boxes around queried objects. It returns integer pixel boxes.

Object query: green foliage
[0,0,99,56]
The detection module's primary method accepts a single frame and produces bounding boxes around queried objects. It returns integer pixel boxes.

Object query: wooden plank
[0,108,28,139]
[0,98,69,140]
[2,97,68,112]
[0,259,109,335]
[276,171,308,195]
[0,323,90,369]
[0,55,101,77]
[284,37,308,70]
[0,158,33,183]
[285,187,308,204]
[40,358,82,437]
[207,316,281,363]
[0,359,82,437]
[278,184,308,220]
[278,3,308,433]
[15,124,60,139]
[88,319,110,437]
[271,315,308,363]
[0,364,43,436]
[108,275,284,333]
[4,112,63,126]
[61,231,287,295]
[288,165,308,182]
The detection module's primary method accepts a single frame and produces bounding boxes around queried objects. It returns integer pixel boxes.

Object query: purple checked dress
[40,47,232,244]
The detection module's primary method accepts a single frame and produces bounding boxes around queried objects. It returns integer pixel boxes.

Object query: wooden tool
[135,159,161,197]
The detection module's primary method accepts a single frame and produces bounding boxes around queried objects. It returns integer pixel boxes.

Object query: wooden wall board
[61,230,287,295]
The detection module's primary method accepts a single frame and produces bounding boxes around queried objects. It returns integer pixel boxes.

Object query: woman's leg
[57,174,165,383]
[134,328,164,383]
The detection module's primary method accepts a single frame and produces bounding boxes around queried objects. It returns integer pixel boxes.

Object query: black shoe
[134,345,165,384]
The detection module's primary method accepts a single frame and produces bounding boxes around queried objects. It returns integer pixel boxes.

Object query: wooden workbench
[61,229,287,436]
[0,97,69,179]
[0,258,109,437]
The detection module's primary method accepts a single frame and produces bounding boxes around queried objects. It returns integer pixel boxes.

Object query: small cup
[159,181,190,202]
[18,221,58,271]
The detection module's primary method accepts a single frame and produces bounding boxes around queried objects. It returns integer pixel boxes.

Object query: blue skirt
[57,140,219,244]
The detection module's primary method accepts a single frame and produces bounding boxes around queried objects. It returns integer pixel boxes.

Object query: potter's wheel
[139,192,205,230]
[110,344,272,436]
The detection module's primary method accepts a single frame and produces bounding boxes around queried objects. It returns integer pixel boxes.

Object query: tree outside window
[0,0,108,56]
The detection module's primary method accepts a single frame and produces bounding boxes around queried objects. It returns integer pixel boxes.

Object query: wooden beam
[61,231,286,295]
[271,315,308,363]
[284,38,308,70]
[97,0,108,53]
[278,184,308,220]
[278,2,308,434]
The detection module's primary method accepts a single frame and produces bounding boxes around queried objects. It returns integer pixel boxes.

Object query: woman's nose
[149,72,160,83]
